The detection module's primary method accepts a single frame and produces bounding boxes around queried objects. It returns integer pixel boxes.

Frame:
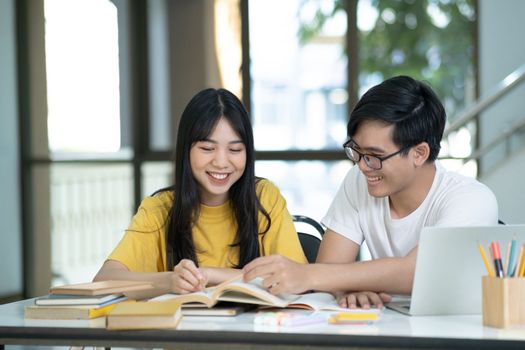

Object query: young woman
[94,88,306,297]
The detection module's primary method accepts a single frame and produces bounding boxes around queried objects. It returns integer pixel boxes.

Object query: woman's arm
[93,259,208,299]
[200,267,243,286]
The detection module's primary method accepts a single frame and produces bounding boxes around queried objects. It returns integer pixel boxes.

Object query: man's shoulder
[426,165,498,225]
[437,166,492,194]
[432,166,497,213]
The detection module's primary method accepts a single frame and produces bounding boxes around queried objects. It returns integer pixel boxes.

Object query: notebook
[387,224,525,316]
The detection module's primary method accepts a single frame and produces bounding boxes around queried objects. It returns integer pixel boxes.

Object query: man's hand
[171,259,208,294]
[243,255,309,295]
[337,291,391,309]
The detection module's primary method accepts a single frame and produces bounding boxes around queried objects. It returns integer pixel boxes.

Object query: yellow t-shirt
[107,179,306,271]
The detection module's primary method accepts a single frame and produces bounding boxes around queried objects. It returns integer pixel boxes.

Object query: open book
[151,275,349,312]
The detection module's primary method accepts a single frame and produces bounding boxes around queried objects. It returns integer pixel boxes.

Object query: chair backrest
[292,215,324,263]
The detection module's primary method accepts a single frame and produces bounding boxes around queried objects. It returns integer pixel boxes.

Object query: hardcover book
[106,300,182,330]
[35,293,125,306]
[24,302,118,320]
[180,302,256,316]
[49,280,153,296]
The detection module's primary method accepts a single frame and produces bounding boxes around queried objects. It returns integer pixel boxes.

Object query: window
[45,0,121,154]
[249,0,349,218]
[44,0,129,285]
[356,0,477,175]
[250,0,348,151]
[248,0,478,219]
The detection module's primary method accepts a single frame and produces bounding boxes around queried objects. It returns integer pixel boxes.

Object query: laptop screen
[391,225,525,316]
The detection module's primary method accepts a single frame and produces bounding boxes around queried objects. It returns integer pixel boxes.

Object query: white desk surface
[1,299,525,349]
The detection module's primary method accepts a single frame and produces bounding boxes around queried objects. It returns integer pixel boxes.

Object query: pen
[513,246,524,278]
[503,241,511,277]
[506,238,516,277]
[487,244,494,262]
[478,243,494,277]
[519,244,525,277]
[491,241,504,278]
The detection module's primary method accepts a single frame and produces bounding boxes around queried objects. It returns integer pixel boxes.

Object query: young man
[243,76,498,308]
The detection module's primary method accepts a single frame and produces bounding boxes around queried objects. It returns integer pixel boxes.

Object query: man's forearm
[306,257,415,294]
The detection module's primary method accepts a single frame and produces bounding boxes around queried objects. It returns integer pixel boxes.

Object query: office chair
[292,215,325,263]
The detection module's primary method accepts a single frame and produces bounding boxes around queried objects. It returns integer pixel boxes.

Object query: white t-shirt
[322,161,498,259]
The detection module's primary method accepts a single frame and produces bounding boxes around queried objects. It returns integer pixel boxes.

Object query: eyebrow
[201,138,244,145]
[352,142,385,154]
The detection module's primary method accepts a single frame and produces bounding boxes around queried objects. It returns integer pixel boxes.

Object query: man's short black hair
[347,75,446,161]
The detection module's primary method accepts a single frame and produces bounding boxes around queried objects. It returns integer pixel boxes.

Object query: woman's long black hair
[163,88,270,270]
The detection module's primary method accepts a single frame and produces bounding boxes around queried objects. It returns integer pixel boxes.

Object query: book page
[214,277,300,307]
[289,292,349,311]
[151,277,308,309]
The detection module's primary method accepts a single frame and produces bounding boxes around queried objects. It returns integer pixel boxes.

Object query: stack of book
[106,300,183,330]
[25,280,153,320]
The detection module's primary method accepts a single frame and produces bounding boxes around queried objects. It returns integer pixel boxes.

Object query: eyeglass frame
[343,140,410,170]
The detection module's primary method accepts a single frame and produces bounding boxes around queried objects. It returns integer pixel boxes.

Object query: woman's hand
[337,291,391,309]
[171,259,208,294]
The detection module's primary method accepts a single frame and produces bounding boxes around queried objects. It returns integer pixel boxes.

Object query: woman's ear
[412,142,430,166]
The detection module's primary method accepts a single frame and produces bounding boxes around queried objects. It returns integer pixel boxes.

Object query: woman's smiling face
[189,117,247,206]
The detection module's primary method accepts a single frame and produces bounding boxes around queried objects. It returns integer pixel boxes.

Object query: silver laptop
[387,225,525,316]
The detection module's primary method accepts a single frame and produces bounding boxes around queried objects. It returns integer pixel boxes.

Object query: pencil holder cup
[482,276,525,328]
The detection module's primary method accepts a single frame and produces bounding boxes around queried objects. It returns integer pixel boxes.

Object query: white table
[1,299,525,349]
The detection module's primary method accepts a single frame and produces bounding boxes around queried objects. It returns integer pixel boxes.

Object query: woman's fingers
[172,259,207,292]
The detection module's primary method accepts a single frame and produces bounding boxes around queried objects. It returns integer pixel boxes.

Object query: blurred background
[1,0,524,301]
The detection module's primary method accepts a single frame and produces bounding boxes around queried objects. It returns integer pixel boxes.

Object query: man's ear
[412,142,430,166]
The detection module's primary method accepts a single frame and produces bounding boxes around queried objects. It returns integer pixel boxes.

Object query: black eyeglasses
[343,140,409,170]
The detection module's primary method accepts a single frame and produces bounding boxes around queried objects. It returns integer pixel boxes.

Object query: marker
[491,241,504,278]
[328,311,379,324]
[478,242,494,277]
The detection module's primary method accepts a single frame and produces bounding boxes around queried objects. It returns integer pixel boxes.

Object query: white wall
[0,0,23,297]
[478,0,525,224]
[482,148,525,224]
